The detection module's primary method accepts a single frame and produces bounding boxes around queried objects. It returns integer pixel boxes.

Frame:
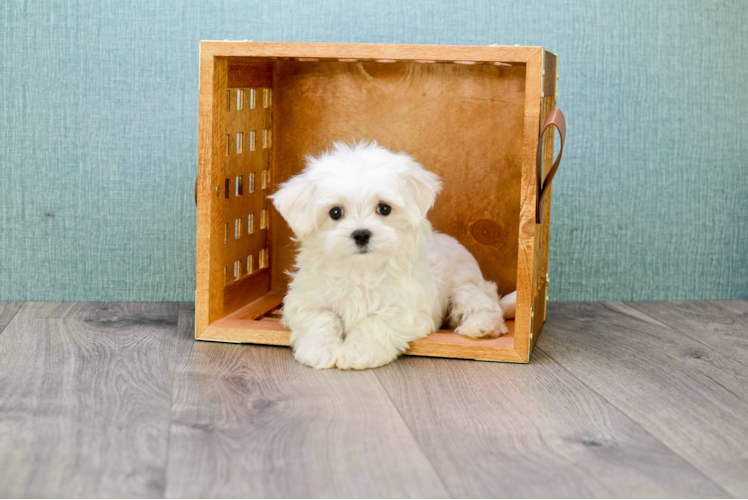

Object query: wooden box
[195,42,564,363]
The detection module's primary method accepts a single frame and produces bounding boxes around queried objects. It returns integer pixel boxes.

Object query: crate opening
[204,56,529,356]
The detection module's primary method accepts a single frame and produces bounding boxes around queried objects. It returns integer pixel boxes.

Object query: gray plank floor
[0,301,745,498]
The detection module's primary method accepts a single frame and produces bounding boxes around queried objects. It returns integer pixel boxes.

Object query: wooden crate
[195,42,564,363]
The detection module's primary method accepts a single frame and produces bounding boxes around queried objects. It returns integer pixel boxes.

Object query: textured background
[1,0,746,302]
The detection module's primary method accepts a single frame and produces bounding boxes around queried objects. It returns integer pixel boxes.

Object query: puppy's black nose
[352,229,372,247]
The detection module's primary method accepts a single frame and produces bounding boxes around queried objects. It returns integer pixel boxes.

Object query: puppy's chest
[323,281,409,320]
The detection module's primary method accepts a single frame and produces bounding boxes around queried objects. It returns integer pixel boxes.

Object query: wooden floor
[0,301,746,498]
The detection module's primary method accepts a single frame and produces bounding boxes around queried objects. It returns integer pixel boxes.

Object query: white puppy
[271,142,516,370]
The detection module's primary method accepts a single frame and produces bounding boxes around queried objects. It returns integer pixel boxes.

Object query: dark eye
[329,207,343,220]
[376,203,392,216]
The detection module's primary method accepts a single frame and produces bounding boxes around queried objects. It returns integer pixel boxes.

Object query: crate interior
[210,56,527,352]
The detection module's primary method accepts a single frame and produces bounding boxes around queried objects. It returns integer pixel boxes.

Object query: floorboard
[538,301,748,498]
[164,303,447,499]
[374,350,728,498]
[710,300,748,317]
[0,302,179,498]
[630,301,748,367]
[0,302,22,333]
[2,300,745,498]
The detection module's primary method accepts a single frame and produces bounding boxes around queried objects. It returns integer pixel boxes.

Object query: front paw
[455,311,509,339]
[293,338,342,369]
[336,339,398,370]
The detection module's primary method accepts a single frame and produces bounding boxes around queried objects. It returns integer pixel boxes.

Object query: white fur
[271,142,516,370]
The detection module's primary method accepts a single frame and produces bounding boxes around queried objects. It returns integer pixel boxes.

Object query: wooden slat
[538,301,748,497]
[222,291,284,321]
[165,303,448,498]
[531,95,556,346]
[202,41,542,64]
[405,324,520,362]
[196,52,228,335]
[221,268,270,316]
[514,49,544,361]
[0,302,178,498]
[200,314,521,362]
[531,282,547,351]
[543,50,558,97]
[227,62,273,88]
[630,300,748,367]
[375,352,728,498]
[267,64,280,293]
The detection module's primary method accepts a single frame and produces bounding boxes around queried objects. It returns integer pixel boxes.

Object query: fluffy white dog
[271,142,516,370]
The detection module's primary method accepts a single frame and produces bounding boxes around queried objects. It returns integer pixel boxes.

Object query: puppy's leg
[337,316,418,370]
[450,279,509,339]
[499,290,516,319]
[286,310,344,369]
[430,232,509,339]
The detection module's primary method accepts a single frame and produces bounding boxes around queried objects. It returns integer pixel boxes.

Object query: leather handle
[195,177,198,205]
[536,108,565,223]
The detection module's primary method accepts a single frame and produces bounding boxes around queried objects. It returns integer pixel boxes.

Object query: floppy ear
[270,172,317,238]
[403,160,443,218]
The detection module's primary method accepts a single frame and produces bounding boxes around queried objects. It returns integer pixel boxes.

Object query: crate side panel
[223,87,271,282]
[514,51,544,360]
[533,96,556,331]
[196,56,228,334]
[531,282,547,351]
[220,64,274,316]
[203,42,541,64]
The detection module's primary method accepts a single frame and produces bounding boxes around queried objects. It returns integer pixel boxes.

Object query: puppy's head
[270,141,442,262]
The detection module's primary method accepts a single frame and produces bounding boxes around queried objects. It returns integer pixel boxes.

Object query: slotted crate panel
[222,87,272,286]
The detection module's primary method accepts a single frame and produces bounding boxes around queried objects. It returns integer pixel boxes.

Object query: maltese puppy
[271,142,516,370]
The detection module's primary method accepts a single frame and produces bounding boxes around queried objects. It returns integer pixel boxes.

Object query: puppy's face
[271,142,442,263]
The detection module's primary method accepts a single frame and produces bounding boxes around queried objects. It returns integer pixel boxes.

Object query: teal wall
[1,0,746,302]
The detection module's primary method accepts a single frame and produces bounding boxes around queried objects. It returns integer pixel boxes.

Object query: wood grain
[374,352,727,498]
[201,314,521,362]
[513,49,544,362]
[202,41,541,64]
[2,300,747,497]
[530,95,556,351]
[0,302,22,334]
[221,291,284,322]
[710,299,748,316]
[165,303,448,498]
[543,50,558,97]
[538,301,748,497]
[195,51,228,336]
[630,300,748,367]
[0,302,178,498]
